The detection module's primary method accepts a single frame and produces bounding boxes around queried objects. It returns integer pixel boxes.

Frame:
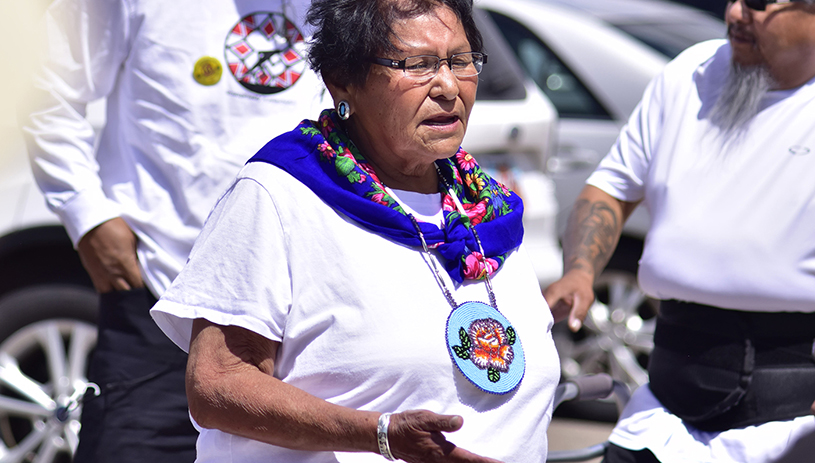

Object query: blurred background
[0,1,48,168]
[0,1,730,462]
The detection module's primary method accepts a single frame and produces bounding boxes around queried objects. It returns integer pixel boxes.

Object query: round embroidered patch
[223,11,308,95]
[193,56,223,86]
[446,301,525,394]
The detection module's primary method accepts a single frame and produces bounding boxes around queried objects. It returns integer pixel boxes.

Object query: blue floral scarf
[248,109,524,284]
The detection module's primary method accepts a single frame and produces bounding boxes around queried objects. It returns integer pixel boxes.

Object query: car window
[613,22,726,59]
[473,8,528,101]
[486,10,612,120]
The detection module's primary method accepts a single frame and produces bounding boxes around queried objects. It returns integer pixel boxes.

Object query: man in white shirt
[22,0,327,461]
[544,0,815,462]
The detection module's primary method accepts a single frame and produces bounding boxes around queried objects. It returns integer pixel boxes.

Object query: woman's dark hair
[306,0,483,88]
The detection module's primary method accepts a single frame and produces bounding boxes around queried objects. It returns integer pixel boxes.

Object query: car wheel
[555,270,657,395]
[0,286,97,463]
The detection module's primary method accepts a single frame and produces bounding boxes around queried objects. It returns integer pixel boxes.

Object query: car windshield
[608,21,726,59]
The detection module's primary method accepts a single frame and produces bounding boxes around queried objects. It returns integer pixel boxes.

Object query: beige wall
[0,1,48,166]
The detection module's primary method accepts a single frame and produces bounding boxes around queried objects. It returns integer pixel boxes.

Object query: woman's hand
[388,410,503,463]
[188,321,508,461]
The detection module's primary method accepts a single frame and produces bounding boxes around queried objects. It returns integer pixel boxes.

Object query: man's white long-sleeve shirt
[24,0,329,296]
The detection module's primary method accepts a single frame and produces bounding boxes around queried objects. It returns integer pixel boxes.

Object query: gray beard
[709,61,775,137]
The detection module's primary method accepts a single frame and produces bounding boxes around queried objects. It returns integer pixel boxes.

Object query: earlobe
[337,100,352,120]
[323,78,355,120]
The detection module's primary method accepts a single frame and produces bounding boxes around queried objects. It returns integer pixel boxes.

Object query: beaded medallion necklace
[388,167,525,395]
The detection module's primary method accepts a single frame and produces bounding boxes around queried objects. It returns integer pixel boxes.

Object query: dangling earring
[337,100,351,120]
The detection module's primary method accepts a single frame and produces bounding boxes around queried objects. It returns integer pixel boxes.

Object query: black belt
[648,300,815,432]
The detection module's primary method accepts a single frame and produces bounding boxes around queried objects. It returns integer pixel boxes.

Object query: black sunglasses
[733,0,804,11]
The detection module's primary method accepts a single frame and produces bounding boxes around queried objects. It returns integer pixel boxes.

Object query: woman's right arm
[186,318,503,463]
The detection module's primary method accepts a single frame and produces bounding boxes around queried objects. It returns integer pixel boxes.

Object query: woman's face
[342,6,478,187]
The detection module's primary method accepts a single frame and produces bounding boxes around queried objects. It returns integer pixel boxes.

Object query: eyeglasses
[370,52,488,79]
[732,0,804,11]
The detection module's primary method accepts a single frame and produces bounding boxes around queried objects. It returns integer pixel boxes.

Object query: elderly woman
[151,0,559,461]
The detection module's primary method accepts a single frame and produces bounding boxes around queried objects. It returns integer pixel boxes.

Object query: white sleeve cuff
[55,188,123,247]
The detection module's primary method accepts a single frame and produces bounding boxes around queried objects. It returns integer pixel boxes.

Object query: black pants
[74,288,197,463]
[602,444,660,463]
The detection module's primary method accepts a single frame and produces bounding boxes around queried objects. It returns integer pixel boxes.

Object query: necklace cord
[435,163,499,309]
[470,226,498,308]
[408,215,458,309]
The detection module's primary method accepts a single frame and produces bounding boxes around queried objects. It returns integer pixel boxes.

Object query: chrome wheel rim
[0,320,96,463]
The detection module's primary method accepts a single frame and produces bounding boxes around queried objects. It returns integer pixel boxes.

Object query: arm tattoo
[563,199,622,278]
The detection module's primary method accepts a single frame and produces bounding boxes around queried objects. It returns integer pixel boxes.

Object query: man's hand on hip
[77,217,144,293]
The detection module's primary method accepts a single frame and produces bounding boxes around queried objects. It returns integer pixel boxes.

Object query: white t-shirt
[588,39,815,313]
[588,40,815,462]
[611,385,815,463]
[389,188,444,226]
[24,0,330,296]
[151,161,560,463]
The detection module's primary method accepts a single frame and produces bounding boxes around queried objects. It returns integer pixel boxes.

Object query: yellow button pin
[193,56,223,86]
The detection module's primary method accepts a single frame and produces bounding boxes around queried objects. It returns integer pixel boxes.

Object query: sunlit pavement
[548,417,614,463]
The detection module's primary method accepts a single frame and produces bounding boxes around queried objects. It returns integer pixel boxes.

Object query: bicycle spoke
[37,325,68,398]
[0,356,55,410]
[0,423,48,463]
[0,395,51,419]
[67,323,96,386]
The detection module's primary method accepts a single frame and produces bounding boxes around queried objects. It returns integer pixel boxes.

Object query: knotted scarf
[248,109,524,284]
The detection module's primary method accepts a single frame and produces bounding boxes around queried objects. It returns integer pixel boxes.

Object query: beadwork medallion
[446,301,525,394]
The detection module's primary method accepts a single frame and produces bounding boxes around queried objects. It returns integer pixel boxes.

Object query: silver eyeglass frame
[370,52,488,79]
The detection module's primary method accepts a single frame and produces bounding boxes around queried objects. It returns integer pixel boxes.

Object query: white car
[476,0,726,396]
[558,0,727,59]
[478,0,725,240]
[0,9,561,461]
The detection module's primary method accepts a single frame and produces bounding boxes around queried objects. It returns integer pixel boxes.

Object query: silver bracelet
[377,412,396,461]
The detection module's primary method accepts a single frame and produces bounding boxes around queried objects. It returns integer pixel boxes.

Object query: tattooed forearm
[562,198,623,278]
